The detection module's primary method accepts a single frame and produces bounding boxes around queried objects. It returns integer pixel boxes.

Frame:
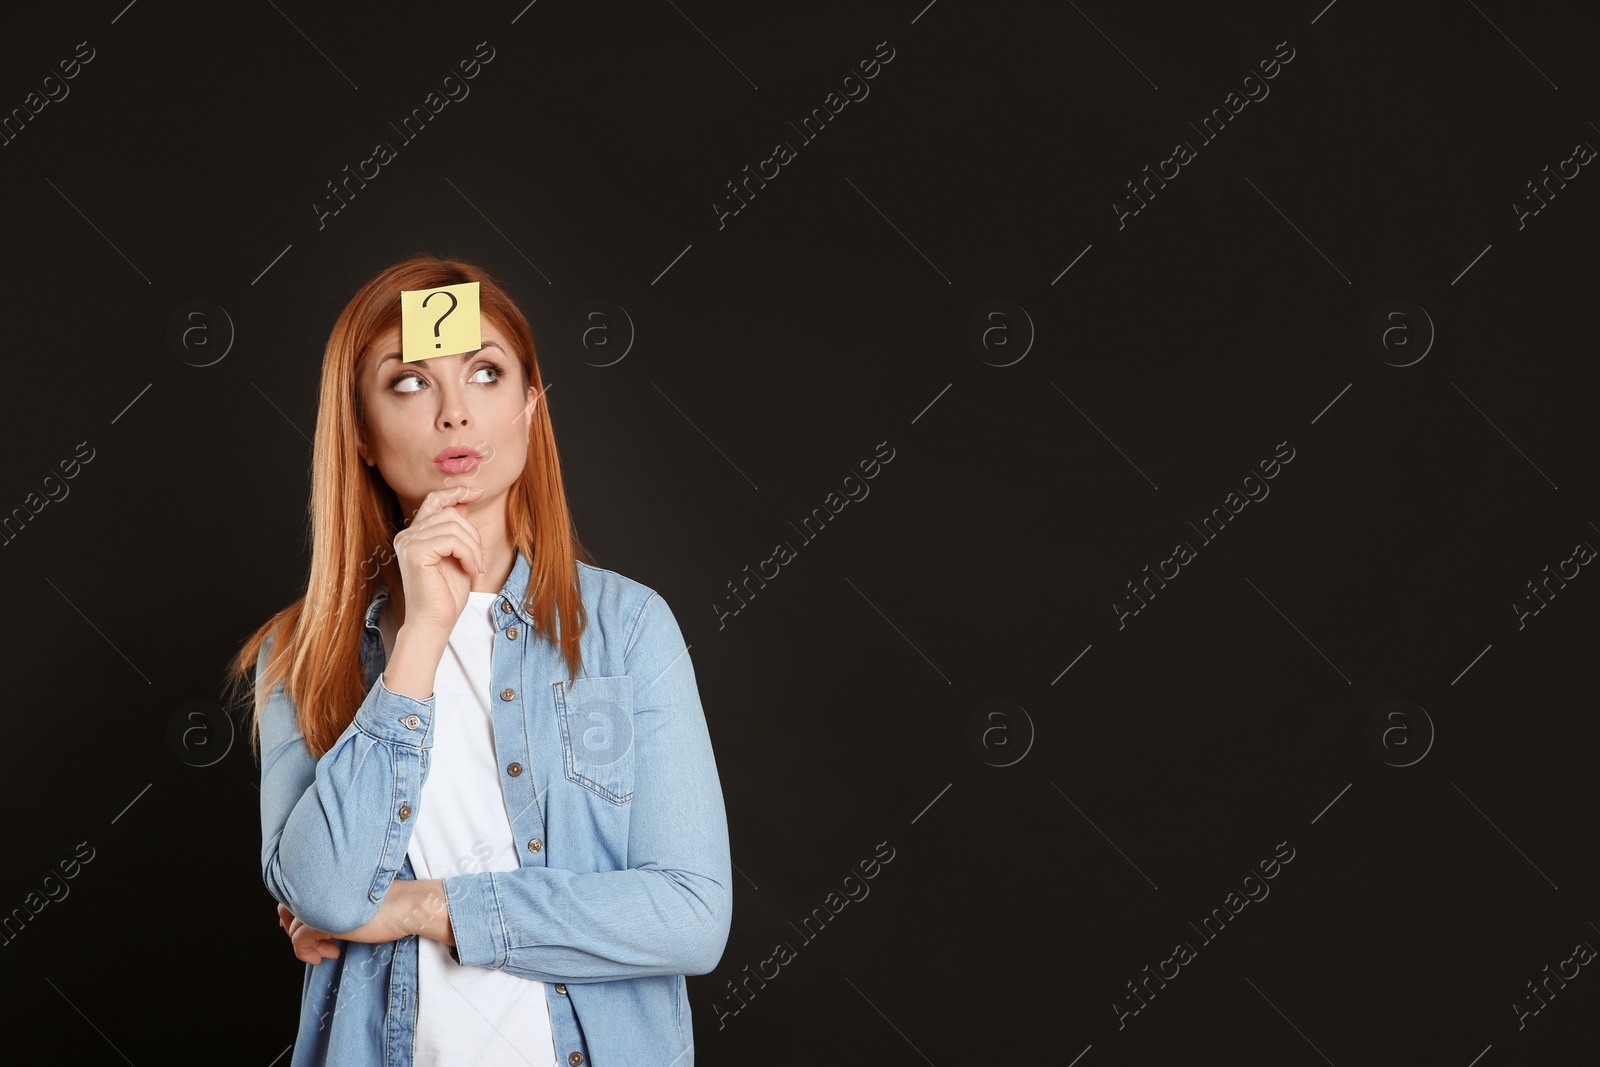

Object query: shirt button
[507,626,519,640]
[554,983,567,994]
[507,762,522,777]
[403,714,422,730]
[527,838,543,853]
[500,687,516,701]
[501,599,513,613]
[398,804,412,821]
[567,1054,584,1066]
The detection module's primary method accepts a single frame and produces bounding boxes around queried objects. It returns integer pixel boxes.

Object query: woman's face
[355,314,539,524]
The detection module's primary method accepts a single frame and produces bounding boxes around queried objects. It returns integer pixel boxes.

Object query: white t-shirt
[378,590,557,1066]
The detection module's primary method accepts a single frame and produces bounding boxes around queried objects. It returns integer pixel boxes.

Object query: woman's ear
[521,385,540,429]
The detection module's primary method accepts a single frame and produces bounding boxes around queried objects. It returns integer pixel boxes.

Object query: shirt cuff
[353,673,436,749]
[443,872,505,969]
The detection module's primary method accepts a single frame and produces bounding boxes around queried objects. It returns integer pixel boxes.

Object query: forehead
[366,314,513,364]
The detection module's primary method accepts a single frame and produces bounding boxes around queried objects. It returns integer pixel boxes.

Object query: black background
[3,1,1597,1063]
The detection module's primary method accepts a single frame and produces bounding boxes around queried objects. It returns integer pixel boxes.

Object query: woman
[224,254,732,1066]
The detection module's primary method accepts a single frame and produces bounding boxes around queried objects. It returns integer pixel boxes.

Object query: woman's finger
[407,527,486,576]
[289,924,342,965]
[407,484,484,530]
[402,488,487,572]
[279,906,343,966]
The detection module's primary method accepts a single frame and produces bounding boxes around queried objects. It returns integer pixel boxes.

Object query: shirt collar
[362,546,536,635]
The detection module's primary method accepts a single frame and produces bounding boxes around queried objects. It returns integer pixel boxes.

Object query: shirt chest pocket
[553,675,635,804]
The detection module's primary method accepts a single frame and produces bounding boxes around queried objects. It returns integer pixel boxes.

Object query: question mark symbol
[424,290,458,349]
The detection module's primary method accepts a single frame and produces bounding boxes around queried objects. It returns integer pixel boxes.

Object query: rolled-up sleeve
[258,632,438,935]
[442,592,733,983]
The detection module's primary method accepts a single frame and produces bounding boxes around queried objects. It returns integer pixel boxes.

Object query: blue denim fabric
[257,551,732,1066]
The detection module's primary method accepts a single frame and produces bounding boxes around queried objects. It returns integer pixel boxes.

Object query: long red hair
[223,254,594,759]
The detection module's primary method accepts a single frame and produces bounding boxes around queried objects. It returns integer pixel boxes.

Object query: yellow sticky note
[400,282,481,362]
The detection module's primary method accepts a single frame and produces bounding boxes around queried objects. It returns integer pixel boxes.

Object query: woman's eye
[391,363,502,393]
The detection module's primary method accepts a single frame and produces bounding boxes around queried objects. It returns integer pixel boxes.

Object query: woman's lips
[434,455,481,474]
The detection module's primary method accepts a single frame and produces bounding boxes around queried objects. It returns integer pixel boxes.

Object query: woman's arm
[338,878,455,946]
[277,878,454,966]
[440,593,734,983]
[257,626,451,936]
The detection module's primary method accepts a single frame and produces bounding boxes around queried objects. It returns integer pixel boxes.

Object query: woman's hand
[278,903,341,966]
[394,484,487,635]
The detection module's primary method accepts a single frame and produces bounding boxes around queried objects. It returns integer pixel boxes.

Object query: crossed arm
[277,877,453,965]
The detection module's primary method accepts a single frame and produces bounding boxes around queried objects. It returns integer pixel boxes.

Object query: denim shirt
[257,552,733,1066]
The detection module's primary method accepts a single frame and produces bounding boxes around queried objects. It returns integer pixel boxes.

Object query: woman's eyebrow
[376,339,505,367]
